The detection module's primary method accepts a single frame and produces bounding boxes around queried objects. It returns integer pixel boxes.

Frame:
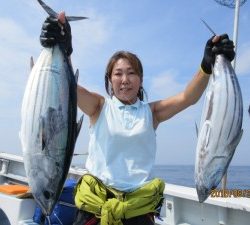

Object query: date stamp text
[211,189,250,198]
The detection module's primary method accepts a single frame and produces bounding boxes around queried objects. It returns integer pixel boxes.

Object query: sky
[0,0,249,166]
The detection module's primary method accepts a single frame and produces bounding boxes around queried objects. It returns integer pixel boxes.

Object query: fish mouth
[196,185,210,203]
[37,197,55,216]
[32,189,56,216]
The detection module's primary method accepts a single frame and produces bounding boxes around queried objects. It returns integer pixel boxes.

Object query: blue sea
[150,165,250,189]
[73,163,250,189]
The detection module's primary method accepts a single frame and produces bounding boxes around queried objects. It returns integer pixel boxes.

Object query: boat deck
[1,152,250,225]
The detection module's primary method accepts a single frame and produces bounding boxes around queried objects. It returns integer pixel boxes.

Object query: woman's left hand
[212,34,235,61]
[201,34,235,74]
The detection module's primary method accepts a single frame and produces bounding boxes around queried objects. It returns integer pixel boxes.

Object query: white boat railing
[1,152,250,225]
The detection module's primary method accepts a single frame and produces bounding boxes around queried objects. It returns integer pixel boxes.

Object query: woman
[40,12,235,225]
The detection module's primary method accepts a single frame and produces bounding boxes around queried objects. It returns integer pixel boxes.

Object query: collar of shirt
[112,96,140,110]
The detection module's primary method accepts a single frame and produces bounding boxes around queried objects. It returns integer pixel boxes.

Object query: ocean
[150,165,250,190]
[73,163,250,190]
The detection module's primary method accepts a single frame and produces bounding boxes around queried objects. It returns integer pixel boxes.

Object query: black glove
[201,34,235,74]
[40,16,73,56]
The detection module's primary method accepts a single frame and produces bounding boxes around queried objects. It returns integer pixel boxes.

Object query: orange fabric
[0,184,29,195]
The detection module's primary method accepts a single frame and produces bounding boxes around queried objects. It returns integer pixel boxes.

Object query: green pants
[74,174,165,225]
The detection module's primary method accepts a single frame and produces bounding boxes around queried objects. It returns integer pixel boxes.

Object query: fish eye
[43,190,51,199]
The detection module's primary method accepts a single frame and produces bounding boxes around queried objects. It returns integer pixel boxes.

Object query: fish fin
[75,69,79,83]
[195,121,199,138]
[74,152,88,156]
[248,105,250,116]
[76,115,84,139]
[37,0,88,21]
[30,57,34,70]
[200,18,216,36]
[66,16,88,21]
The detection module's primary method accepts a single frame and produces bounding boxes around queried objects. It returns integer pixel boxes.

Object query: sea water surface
[73,161,250,190]
[150,165,250,189]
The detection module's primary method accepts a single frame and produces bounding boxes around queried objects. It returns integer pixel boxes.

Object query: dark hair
[104,50,146,101]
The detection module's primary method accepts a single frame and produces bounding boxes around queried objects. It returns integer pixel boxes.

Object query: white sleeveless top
[85,96,156,191]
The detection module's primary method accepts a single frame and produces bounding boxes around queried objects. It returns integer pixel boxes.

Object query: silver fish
[20,0,85,216]
[195,55,243,203]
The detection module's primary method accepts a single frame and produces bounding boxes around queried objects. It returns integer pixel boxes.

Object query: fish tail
[37,0,88,21]
[37,0,57,18]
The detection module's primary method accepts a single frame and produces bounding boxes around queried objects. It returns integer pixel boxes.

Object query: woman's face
[110,58,141,105]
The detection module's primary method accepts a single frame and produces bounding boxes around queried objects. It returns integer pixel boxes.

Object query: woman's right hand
[40,12,73,56]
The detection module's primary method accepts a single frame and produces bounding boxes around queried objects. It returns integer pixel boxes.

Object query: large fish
[20,0,86,216]
[195,55,243,203]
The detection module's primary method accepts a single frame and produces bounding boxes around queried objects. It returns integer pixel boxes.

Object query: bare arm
[150,35,229,128]
[68,57,104,124]
[77,84,105,124]
[150,69,210,128]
